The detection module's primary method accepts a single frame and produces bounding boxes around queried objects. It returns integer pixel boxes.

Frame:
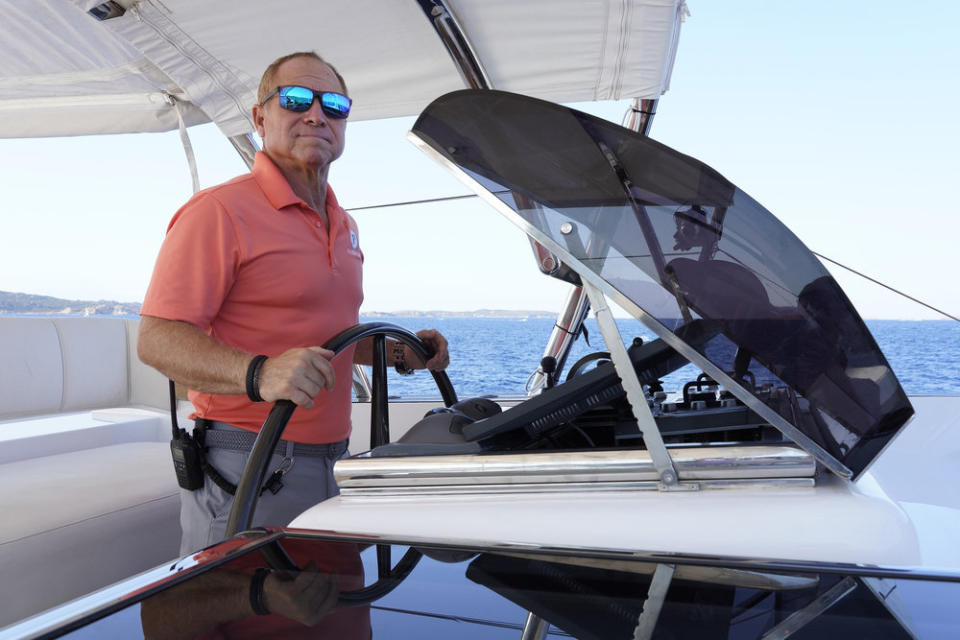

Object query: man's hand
[262,561,339,627]
[409,329,450,371]
[353,329,450,371]
[257,347,336,408]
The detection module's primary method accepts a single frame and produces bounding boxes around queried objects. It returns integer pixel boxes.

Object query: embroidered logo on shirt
[347,228,362,258]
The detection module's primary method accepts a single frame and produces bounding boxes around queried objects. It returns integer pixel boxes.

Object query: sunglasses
[260,85,352,119]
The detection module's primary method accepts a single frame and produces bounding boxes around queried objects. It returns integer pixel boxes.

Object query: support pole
[581,281,686,489]
[633,563,675,640]
[370,335,389,449]
[520,612,550,640]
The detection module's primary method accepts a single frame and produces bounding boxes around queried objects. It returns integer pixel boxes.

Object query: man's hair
[257,51,348,105]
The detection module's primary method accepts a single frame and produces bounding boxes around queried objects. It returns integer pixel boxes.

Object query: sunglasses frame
[260,85,352,119]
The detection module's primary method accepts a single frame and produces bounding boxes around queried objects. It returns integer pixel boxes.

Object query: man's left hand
[411,329,449,371]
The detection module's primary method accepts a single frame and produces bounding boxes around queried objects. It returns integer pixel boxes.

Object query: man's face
[253,57,347,174]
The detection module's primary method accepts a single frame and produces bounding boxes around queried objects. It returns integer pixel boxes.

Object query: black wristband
[249,567,271,616]
[245,355,268,402]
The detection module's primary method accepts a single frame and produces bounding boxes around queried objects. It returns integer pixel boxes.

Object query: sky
[0,1,957,320]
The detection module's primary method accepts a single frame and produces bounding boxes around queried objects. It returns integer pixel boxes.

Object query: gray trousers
[179,422,348,555]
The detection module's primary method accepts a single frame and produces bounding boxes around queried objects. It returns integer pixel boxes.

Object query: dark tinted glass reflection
[58,536,958,639]
[412,90,913,476]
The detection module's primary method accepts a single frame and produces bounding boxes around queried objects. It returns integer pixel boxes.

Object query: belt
[198,420,348,459]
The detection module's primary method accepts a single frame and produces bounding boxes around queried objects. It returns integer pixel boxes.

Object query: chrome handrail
[335,445,815,494]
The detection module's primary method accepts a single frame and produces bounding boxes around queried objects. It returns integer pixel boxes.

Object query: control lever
[539,356,558,389]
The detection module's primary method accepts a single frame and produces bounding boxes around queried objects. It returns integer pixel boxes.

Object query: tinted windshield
[411,90,913,477]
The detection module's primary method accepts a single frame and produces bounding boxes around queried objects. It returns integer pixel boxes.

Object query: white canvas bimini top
[0,0,688,139]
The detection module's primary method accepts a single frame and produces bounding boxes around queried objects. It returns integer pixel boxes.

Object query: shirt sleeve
[141,191,242,331]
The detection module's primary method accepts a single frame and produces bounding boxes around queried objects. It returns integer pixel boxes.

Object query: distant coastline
[0,291,553,319]
[1,290,951,321]
[362,309,555,319]
[0,290,141,316]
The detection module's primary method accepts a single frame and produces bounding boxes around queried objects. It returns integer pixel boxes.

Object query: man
[138,51,449,554]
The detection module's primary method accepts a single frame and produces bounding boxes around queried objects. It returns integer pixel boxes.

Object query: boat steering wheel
[224,322,458,605]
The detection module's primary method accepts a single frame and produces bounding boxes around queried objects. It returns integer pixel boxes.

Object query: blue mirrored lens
[276,86,351,118]
[278,86,314,111]
[321,92,351,119]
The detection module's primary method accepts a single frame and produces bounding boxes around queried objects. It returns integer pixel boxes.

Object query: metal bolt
[661,471,676,485]
[560,222,574,235]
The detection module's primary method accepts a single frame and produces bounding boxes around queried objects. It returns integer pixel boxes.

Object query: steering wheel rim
[223,322,457,605]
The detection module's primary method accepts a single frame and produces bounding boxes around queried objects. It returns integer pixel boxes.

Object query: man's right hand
[263,561,339,627]
[257,347,336,408]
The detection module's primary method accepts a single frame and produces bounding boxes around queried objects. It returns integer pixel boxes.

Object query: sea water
[8,313,956,397]
[362,317,960,398]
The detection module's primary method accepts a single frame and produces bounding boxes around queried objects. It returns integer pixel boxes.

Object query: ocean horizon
[359,316,960,398]
[3,313,956,397]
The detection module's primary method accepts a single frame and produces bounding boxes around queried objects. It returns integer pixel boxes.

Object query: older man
[139,51,448,554]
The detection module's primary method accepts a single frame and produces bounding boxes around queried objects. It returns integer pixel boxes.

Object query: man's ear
[252,104,266,138]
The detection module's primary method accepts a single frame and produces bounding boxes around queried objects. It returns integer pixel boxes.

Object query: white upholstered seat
[0,317,182,627]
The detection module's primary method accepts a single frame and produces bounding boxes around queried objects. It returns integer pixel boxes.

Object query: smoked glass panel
[412,90,913,476]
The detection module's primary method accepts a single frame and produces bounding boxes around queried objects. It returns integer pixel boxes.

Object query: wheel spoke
[377,544,392,579]
[370,334,390,449]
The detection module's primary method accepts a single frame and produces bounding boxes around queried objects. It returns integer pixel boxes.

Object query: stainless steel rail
[526,285,591,393]
[623,98,658,136]
[335,445,815,495]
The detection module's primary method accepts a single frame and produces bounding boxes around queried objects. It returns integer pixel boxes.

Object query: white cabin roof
[0,0,687,139]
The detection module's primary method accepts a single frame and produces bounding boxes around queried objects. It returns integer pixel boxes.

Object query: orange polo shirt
[141,152,363,443]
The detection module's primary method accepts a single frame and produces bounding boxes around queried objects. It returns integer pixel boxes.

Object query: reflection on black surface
[467,554,911,640]
[54,535,959,639]
[138,538,369,639]
[412,90,913,476]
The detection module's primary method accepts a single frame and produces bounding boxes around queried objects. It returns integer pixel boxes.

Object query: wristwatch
[392,341,415,375]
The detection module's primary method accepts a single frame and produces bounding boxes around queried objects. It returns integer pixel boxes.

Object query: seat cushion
[0,442,181,626]
[0,442,177,543]
[0,318,62,416]
[54,317,128,412]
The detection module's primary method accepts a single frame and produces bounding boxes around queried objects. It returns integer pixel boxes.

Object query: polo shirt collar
[251,152,345,233]
[252,151,302,211]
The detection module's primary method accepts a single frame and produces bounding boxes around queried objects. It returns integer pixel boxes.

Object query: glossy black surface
[43,532,959,639]
[412,90,913,476]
